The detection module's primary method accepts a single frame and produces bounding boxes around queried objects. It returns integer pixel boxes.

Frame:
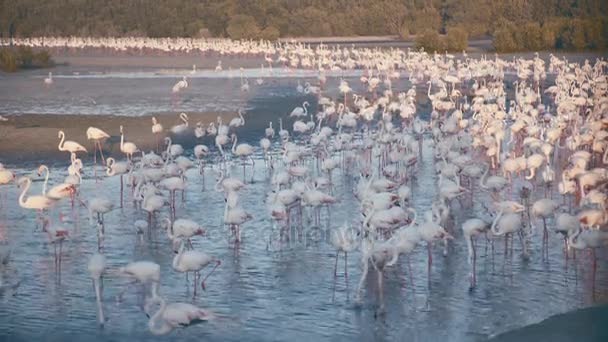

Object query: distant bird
[172,76,188,93]
[44,72,53,87]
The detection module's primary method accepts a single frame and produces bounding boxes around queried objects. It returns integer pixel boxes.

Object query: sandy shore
[0,112,237,165]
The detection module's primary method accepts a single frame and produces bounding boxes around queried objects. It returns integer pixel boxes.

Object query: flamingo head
[195,228,206,236]
[55,230,69,238]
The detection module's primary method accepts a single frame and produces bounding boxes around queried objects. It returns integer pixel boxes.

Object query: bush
[446,27,468,51]
[260,26,280,41]
[0,49,18,72]
[416,29,443,52]
[226,15,260,40]
[398,24,410,40]
[520,22,543,51]
[540,22,559,50]
[0,47,54,72]
[493,28,517,52]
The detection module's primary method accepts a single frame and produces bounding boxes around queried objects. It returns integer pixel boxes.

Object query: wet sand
[0,112,237,165]
[489,305,608,342]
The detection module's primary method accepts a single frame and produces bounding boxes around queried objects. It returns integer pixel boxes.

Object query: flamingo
[462,218,491,288]
[531,198,559,256]
[145,296,214,335]
[17,177,54,212]
[117,261,161,303]
[88,253,107,326]
[265,121,275,138]
[171,113,189,135]
[330,222,358,276]
[172,240,221,296]
[290,101,309,117]
[44,72,53,86]
[58,130,87,156]
[568,228,608,286]
[231,134,255,182]
[171,76,188,106]
[41,217,69,269]
[152,117,164,151]
[106,157,131,208]
[163,218,205,249]
[36,165,74,201]
[229,109,246,128]
[86,126,110,166]
[491,209,527,259]
[119,125,138,161]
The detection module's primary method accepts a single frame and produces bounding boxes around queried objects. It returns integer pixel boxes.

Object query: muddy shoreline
[0,112,237,166]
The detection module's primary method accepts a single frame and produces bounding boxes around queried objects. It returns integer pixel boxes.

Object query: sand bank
[0,112,237,165]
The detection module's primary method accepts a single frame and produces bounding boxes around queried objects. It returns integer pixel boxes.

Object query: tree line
[0,0,606,52]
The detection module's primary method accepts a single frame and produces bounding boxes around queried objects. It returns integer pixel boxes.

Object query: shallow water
[1,60,607,341]
[1,138,606,341]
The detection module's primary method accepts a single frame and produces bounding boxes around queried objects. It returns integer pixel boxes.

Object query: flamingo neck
[58,132,65,151]
[231,136,238,153]
[42,166,49,195]
[148,298,171,335]
[19,179,30,206]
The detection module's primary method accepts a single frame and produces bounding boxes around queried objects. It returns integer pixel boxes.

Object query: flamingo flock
[0,40,607,335]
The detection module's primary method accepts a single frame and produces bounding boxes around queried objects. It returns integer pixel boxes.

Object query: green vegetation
[0,46,54,72]
[492,18,607,52]
[415,27,468,52]
[0,0,606,52]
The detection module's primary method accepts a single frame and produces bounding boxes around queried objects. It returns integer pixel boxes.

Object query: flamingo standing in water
[231,134,255,182]
[171,76,188,107]
[37,165,74,201]
[461,217,491,288]
[152,117,164,152]
[88,253,107,326]
[42,216,69,269]
[86,126,110,167]
[0,164,15,206]
[171,113,189,135]
[119,125,138,161]
[172,239,221,297]
[117,261,161,303]
[44,72,53,87]
[106,157,131,207]
[17,177,54,220]
[194,144,210,190]
[330,222,358,276]
[58,130,87,159]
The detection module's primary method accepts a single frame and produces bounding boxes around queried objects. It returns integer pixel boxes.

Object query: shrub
[540,22,559,50]
[398,24,410,40]
[446,27,468,52]
[520,22,543,51]
[0,49,18,72]
[416,29,443,52]
[259,26,280,41]
[493,28,517,52]
[226,15,260,40]
[0,47,54,72]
